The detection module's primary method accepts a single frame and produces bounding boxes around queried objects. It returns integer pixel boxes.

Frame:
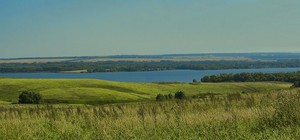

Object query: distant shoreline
[1,52,300,61]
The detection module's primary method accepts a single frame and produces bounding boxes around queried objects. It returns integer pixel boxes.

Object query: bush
[293,81,300,87]
[18,91,42,104]
[165,95,171,100]
[175,91,186,99]
[192,79,198,83]
[168,93,173,99]
[156,94,165,101]
[156,93,175,101]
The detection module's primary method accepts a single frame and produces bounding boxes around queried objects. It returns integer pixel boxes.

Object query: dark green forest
[1,59,300,73]
[201,71,300,85]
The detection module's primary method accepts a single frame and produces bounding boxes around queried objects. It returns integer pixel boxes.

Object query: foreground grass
[1,90,300,139]
[0,78,291,104]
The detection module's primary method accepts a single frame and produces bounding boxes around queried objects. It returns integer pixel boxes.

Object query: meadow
[1,89,300,139]
[0,78,291,104]
[0,78,298,139]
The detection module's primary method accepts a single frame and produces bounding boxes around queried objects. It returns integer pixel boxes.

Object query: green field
[1,90,300,139]
[0,78,292,104]
[0,78,299,139]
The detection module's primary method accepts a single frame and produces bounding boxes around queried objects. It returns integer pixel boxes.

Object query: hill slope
[0,78,292,104]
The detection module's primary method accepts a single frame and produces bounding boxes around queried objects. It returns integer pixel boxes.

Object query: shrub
[175,91,186,99]
[293,81,300,87]
[156,94,165,101]
[164,95,169,100]
[168,93,173,99]
[192,79,198,83]
[18,91,42,104]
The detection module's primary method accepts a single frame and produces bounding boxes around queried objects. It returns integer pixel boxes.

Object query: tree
[18,91,42,104]
[175,91,186,99]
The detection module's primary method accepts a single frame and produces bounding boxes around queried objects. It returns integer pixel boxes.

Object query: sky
[1,0,300,58]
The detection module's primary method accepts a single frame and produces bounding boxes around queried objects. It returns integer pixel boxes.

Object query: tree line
[1,59,300,73]
[201,71,300,86]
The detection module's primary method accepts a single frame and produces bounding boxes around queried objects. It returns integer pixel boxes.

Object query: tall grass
[1,90,300,139]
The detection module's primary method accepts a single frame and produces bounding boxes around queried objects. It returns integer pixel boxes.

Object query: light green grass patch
[41,87,144,104]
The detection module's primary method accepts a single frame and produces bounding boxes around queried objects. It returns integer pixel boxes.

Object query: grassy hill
[0,78,292,104]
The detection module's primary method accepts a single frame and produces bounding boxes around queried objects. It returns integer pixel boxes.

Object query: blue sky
[1,0,300,58]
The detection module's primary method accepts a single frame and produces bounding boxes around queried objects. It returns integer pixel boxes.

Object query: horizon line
[1,51,300,60]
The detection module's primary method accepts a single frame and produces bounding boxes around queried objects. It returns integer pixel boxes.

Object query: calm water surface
[0,68,300,82]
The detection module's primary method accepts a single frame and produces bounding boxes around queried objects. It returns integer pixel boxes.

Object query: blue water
[0,68,300,82]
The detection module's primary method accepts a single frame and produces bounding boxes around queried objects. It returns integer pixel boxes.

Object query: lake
[1,67,300,82]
